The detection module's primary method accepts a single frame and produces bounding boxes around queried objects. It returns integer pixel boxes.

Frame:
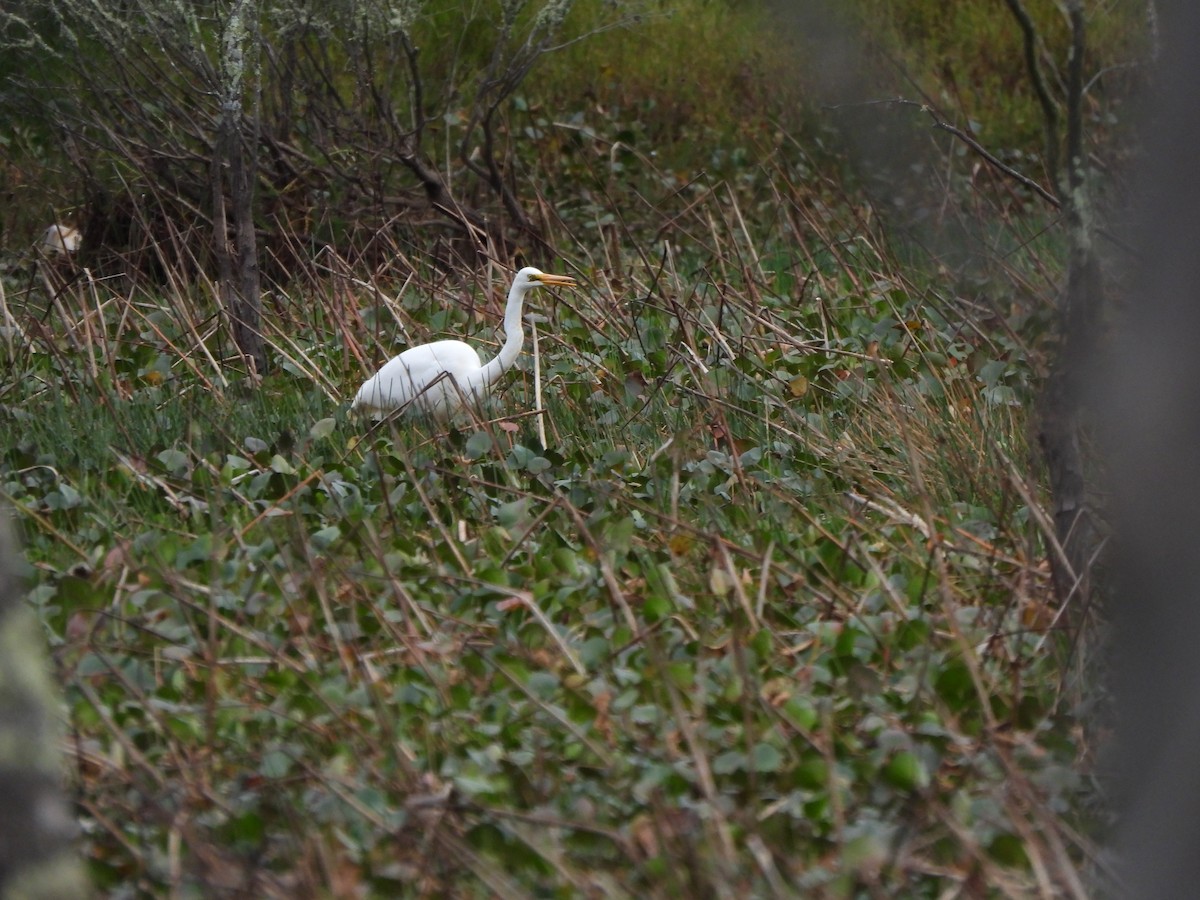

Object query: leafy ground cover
[0,0,1133,895]
[1,164,1099,895]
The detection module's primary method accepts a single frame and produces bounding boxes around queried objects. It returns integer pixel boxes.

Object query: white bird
[41,224,81,255]
[352,266,576,418]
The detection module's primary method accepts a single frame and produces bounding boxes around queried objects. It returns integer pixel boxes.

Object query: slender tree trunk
[1035,0,1099,606]
[1039,246,1101,602]
[213,0,265,376]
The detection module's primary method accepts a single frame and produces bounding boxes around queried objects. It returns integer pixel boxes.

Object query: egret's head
[515,266,576,291]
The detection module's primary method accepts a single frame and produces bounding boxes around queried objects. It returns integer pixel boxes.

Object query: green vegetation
[0,0,1139,895]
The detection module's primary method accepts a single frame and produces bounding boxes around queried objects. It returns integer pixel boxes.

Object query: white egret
[351,266,576,418]
[41,224,81,255]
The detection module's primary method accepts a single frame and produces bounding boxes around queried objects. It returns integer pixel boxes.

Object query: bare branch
[827,98,1062,210]
[1002,0,1063,197]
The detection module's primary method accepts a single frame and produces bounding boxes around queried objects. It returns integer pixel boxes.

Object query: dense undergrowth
[2,194,1094,895]
[0,0,1140,896]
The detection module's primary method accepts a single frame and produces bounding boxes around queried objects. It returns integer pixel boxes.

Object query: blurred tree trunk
[1107,3,1200,893]
[0,519,90,897]
[1039,248,1100,603]
[1035,0,1099,605]
[992,0,1103,606]
[213,0,265,376]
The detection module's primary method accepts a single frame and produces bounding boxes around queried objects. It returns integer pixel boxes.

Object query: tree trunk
[212,0,265,377]
[0,520,90,897]
[1036,0,1099,607]
[1106,4,1200,893]
[1039,245,1101,603]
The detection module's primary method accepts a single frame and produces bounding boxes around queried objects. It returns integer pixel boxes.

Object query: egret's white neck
[476,281,530,389]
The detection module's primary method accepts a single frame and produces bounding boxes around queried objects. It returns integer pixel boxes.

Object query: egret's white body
[41,224,81,255]
[351,266,575,418]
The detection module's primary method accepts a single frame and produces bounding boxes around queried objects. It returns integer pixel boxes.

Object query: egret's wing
[353,341,483,415]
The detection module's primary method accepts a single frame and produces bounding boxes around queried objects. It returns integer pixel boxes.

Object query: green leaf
[465,430,494,457]
[935,660,976,712]
[309,417,336,440]
[712,750,745,774]
[988,832,1029,867]
[310,525,341,550]
[174,535,212,568]
[156,448,190,475]
[45,483,83,510]
[642,592,672,622]
[751,742,784,772]
[453,770,506,798]
[260,749,292,778]
[665,660,693,690]
[783,696,818,732]
[883,751,929,791]
[495,499,529,527]
[270,454,296,474]
[794,754,827,790]
[526,671,559,698]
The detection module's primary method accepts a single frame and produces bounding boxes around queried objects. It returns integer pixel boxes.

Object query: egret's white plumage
[351,266,576,418]
[41,224,81,255]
